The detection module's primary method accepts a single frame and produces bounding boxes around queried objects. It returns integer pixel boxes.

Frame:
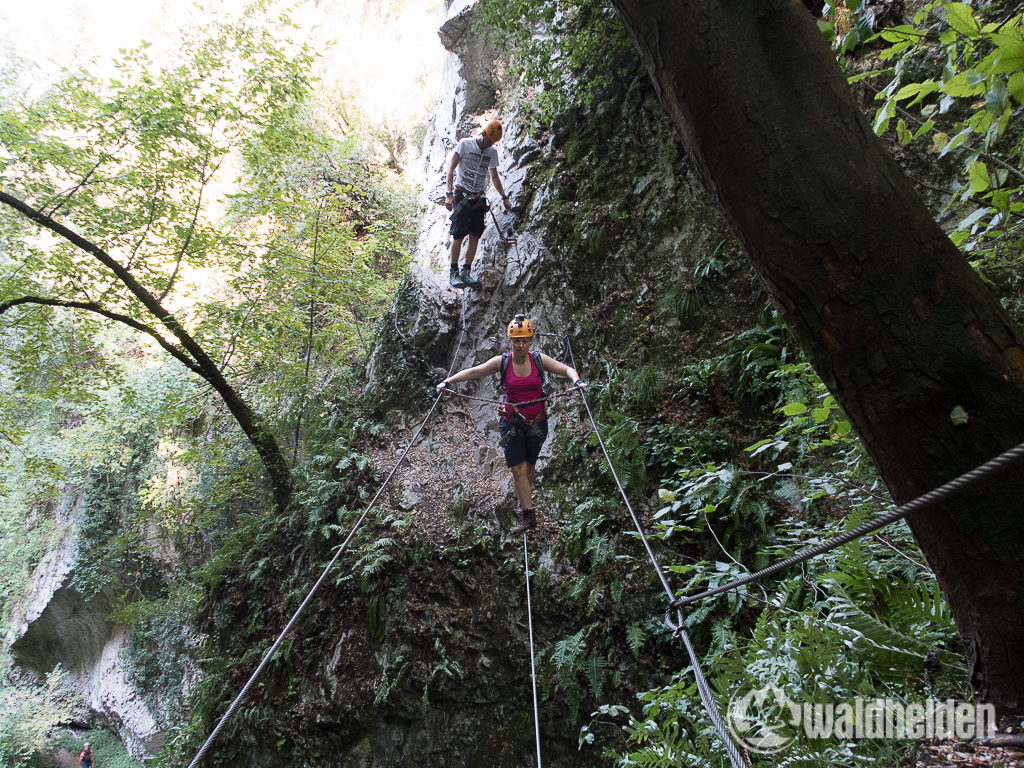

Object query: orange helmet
[483,119,503,142]
[507,314,534,338]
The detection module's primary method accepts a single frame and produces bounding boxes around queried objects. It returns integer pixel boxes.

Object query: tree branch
[0,189,293,510]
[0,295,206,378]
[159,148,226,303]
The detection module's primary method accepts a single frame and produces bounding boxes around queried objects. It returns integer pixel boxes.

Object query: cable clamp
[664,608,685,639]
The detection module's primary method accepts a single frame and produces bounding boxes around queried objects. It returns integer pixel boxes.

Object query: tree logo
[727,684,801,754]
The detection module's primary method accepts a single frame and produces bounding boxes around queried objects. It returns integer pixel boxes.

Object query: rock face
[8,2,743,766]
[378,0,736,440]
[346,2,743,765]
[7,490,163,758]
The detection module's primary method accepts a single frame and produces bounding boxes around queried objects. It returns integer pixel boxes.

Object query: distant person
[79,743,93,768]
[443,119,513,289]
[438,315,585,533]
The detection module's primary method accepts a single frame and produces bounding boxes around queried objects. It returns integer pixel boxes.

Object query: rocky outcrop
[7,488,162,759]
[348,3,743,764]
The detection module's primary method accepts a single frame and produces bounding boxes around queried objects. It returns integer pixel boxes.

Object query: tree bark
[609,0,1024,710]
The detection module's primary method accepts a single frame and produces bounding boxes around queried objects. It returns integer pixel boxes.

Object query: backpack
[499,350,545,391]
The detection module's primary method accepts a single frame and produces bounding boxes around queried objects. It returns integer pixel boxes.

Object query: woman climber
[437,315,586,533]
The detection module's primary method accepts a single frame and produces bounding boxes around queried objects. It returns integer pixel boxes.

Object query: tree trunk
[609,0,1024,711]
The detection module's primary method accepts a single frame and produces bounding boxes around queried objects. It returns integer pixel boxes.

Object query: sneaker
[459,266,482,289]
[449,265,465,288]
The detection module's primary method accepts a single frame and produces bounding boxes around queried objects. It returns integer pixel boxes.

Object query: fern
[824,583,965,675]
[626,622,648,657]
[551,627,590,675]
[585,653,607,699]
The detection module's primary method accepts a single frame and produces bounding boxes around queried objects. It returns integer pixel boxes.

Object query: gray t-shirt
[453,136,499,194]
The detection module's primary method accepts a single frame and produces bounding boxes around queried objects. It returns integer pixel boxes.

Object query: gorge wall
[5,1,757,765]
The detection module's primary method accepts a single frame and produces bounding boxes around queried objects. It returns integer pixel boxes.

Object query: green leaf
[872,100,896,135]
[880,24,920,42]
[943,3,979,37]
[897,119,913,146]
[912,118,936,141]
[938,126,973,157]
[940,72,986,98]
[969,161,991,193]
[1008,71,1024,103]
[988,34,1024,74]
[782,402,807,416]
[894,80,940,105]
[985,78,1009,114]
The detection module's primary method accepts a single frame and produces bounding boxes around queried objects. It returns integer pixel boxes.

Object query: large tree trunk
[609,0,1024,710]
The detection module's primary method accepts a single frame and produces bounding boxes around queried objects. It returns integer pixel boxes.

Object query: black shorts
[449,190,487,240]
[499,418,548,467]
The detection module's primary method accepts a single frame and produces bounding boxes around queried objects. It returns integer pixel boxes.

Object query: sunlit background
[0,0,445,174]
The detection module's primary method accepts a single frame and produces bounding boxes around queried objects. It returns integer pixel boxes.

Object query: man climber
[443,119,513,289]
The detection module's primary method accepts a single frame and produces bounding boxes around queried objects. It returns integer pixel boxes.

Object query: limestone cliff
[5,1,750,765]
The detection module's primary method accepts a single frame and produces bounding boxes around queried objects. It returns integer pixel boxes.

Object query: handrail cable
[187,322,469,767]
[523,534,544,768]
[673,440,1024,608]
[565,336,747,768]
[440,386,579,410]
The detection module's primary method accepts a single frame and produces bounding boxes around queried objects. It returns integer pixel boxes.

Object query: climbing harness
[186,326,472,768]
[673,439,1024,608]
[565,336,747,768]
[523,535,543,768]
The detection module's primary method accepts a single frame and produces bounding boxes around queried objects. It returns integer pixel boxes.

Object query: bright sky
[0,0,445,126]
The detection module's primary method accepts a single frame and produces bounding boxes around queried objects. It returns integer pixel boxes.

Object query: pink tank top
[502,353,545,422]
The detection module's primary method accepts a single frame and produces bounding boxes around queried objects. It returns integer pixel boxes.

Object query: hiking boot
[449,264,465,288]
[459,265,482,289]
[511,507,537,535]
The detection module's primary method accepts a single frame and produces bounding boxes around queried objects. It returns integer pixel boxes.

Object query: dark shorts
[449,190,487,240]
[499,418,548,467]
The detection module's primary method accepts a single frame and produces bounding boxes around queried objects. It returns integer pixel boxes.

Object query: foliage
[857,1,1024,317]
[578,364,648,490]
[571,348,966,765]
[0,487,56,633]
[57,729,142,768]
[120,585,202,724]
[224,90,418,449]
[590,513,962,766]
[476,0,638,125]
[658,239,739,330]
[0,4,313,336]
[0,668,77,768]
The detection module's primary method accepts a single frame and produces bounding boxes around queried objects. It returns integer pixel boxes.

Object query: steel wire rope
[439,387,578,409]
[673,441,1024,608]
[523,534,544,768]
[187,313,471,767]
[564,337,747,768]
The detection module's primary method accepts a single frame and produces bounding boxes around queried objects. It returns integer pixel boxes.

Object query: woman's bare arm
[539,353,580,383]
[443,355,502,385]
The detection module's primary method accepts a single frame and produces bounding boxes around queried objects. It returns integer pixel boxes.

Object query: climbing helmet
[484,119,503,142]
[507,314,534,338]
